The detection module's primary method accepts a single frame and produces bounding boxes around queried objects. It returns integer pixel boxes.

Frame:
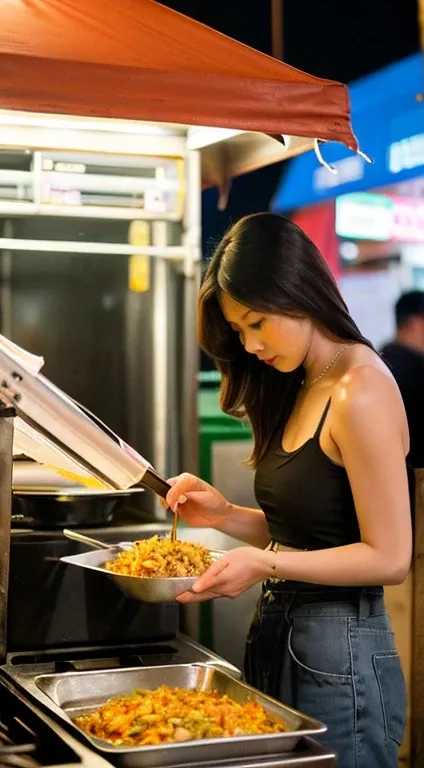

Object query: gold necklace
[302,342,353,389]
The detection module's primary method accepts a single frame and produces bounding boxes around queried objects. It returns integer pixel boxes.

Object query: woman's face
[220,292,312,373]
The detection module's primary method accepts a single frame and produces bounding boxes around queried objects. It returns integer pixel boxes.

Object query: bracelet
[267,548,278,577]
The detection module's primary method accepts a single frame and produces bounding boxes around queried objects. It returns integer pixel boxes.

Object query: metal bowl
[60,547,224,603]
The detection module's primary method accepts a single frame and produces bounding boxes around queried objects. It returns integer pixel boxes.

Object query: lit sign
[313,155,365,192]
[391,195,424,242]
[335,193,392,241]
[388,133,424,174]
[336,192,424,243]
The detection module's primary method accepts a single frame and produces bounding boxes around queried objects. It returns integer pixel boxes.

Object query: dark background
[158,0,421,256]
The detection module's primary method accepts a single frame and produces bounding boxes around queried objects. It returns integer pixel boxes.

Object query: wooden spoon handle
[171,509,178,542]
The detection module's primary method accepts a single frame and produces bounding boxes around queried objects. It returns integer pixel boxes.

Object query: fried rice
[74,685,288,746]
[104,535,213,578]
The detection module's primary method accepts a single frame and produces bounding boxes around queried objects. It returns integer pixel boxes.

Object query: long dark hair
[198,213,373,467]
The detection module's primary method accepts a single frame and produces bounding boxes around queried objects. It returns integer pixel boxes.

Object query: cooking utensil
[170,509,178,543]
[11,486,147,529]
[62,528,131,552]
[60,534,224,603]
[34,663,326,766]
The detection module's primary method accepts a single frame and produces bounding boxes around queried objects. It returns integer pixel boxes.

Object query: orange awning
[0,0,357,152]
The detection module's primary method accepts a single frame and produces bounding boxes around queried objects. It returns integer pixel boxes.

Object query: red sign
[390,195,424,243]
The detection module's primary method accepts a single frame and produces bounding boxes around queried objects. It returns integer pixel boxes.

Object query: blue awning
[272,54,424,213]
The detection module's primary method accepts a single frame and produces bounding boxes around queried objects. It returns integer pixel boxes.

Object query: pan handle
[63,528,112,550]
[141,467,171,499]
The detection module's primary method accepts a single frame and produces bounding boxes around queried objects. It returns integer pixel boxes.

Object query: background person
[380,290,424,469]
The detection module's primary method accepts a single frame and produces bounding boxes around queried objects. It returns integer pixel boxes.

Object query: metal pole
[181,150,201,474]
[1,221,13,339]
[152,222,169,519]
[0,407,14,662]
[271,0,284,60]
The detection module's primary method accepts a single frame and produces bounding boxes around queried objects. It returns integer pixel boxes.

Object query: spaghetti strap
[314,399,332,439]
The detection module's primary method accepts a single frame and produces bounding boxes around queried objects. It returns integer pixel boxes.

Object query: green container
[197,387,252,647]
[198,388,251,484]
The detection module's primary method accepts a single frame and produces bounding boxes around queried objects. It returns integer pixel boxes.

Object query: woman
[166,213,411,767]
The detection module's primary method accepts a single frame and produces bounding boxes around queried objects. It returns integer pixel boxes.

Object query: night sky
[158,1,421,256]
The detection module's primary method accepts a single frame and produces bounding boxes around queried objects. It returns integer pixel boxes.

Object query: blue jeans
[244,581,406,768]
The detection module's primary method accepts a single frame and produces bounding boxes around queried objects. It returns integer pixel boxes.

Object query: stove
[1,640,337,767]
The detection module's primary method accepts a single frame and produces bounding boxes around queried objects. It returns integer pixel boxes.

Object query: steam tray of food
[35,663,326,766]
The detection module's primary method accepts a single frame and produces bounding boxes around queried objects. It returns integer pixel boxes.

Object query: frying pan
[11,459,171,528]
[11,486,148,529]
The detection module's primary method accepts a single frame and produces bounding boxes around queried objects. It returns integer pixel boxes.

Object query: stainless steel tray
[34,663,326,767]
[60,548,223,602]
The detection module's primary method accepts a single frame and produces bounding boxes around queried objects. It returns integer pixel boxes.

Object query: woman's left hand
[177,547,272,603]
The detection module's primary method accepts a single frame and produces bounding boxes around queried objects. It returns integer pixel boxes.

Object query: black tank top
[254,399,361,550]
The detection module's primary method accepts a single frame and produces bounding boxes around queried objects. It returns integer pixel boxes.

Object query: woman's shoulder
[330,347,407,438]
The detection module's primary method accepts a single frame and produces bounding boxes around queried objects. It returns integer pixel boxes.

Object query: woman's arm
[179,366,412,602]
[165,473,271,548]
[216,504,271,548]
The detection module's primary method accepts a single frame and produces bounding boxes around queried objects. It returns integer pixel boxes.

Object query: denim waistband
[263,580,384,596]
[261,581,385,619]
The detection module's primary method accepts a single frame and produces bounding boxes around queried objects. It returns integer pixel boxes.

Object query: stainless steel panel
[2,635,241,682]
[61,548,223,602]
[34,663,326,767]
[212,439,256,509]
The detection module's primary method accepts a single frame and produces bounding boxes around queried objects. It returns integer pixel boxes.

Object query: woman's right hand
[165,473,231,529]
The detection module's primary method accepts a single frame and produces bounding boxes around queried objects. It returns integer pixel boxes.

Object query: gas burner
[0,715,39,768]
[0,682,80,767]
[0,706,41,768]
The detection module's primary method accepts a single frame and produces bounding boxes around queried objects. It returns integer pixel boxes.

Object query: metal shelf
[0,201,180,221]
[0,238,186,258]
[0,151,184,221]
